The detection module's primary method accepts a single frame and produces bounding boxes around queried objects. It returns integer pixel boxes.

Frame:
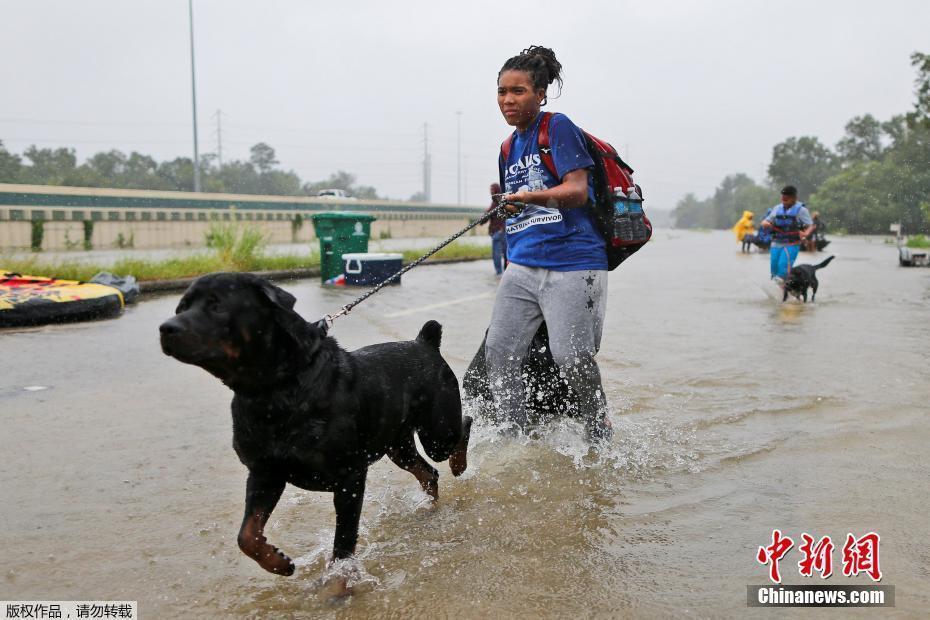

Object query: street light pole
[455,110,462,205]
[188,0,201,192]
[422,122,431,203]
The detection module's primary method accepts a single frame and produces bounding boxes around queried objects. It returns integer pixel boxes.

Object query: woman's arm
[502,168,590,213]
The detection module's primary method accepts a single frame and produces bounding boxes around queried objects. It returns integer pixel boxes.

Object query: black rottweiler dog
[159,273,471,577]
[783,255,835,302]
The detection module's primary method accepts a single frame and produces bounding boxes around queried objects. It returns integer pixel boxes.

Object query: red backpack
[500,112,652,270]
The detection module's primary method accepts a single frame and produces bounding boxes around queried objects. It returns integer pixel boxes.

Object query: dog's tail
[416,320,443,350]
[814,255,835,270]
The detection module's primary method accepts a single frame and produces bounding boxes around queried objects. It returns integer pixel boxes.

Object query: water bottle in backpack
[626,185,648,243]
[613,187,633,243]
[613,186,648,245]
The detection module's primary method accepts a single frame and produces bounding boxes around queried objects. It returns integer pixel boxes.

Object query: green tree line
[674,51,930,234]
[0,140,383,200]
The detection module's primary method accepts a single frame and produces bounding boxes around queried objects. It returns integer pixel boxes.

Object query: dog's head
[159,272,322,388]
[785,271,805,288]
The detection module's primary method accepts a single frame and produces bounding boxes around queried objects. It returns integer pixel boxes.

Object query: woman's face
[498,70,545,130]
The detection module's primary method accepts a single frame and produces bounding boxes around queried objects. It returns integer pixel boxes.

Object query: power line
[0,117,192,128]
[0,137,198,146]
[223,121,419,137]
[223,139,422,152]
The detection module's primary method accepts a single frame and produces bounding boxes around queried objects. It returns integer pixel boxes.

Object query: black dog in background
[784,255,835,302]
[159,273,471,578]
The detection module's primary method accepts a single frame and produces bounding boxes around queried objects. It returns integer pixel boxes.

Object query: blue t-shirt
[499,112,607,271]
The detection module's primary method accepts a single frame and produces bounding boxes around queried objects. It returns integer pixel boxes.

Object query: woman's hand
[501,190,530,213]
[500,168,589,212]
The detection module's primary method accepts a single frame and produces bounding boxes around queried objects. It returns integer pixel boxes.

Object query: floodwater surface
[2,231,928,618]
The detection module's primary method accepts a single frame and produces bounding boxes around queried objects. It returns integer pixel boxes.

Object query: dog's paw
[320,556,371,599]
[584,414,613,444]
[321,574,350,599]
[423,478,439,500]
[449,416,472,477]
[259,546,295,576]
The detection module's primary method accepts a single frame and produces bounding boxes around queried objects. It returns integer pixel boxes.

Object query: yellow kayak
[1,271,124,327]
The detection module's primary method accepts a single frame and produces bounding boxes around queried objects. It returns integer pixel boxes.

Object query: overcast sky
[1,0,928,209]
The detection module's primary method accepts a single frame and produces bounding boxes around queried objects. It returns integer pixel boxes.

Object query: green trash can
[310,212,376,283]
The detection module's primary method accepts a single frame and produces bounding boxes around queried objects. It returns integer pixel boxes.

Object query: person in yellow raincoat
[732,210,756,241]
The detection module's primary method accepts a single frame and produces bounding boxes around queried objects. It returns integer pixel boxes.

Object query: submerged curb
[139,268,319,293]
[137,256,486,294]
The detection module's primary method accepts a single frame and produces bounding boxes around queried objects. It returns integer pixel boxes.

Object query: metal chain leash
[319,202,522,330]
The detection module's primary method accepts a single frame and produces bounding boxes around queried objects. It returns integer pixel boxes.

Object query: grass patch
[401,242,491,263]
[204,222,267,269]
[1,255,103,282]
[2,251,321,282]
[1,240,488,283]
[3,222,488,283]
[906,234,930,249]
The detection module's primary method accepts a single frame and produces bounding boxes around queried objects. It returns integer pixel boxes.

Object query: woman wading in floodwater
[486,45,612,442]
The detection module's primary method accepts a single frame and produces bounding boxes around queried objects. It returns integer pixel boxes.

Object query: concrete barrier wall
[0,217,480,251]
[0,184,486,251]
[0,221,31,249]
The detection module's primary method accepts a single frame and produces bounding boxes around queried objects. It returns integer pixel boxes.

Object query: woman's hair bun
[499,45,564,95]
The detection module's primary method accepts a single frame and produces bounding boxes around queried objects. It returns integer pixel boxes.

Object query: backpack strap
[500,134,514,163]
[499,134,514,191]
[536,112,557,179]
[499,112,558,184]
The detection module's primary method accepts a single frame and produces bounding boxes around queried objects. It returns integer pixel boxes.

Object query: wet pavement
[2,230,929,618]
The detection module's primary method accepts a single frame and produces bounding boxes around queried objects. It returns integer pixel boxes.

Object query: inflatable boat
[1,271,125,327]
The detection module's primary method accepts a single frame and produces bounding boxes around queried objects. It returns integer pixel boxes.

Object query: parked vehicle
[899,245,930,267]
[316,188,356,200]
[892,223,930,267]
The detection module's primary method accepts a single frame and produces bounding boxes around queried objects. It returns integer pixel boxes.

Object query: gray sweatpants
[485,263,608,428]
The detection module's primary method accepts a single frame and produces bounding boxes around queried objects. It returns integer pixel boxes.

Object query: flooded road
[2,230,929,617]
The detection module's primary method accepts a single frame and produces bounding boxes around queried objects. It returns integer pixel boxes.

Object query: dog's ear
[257,279,297,311]
[255,279,320,353]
